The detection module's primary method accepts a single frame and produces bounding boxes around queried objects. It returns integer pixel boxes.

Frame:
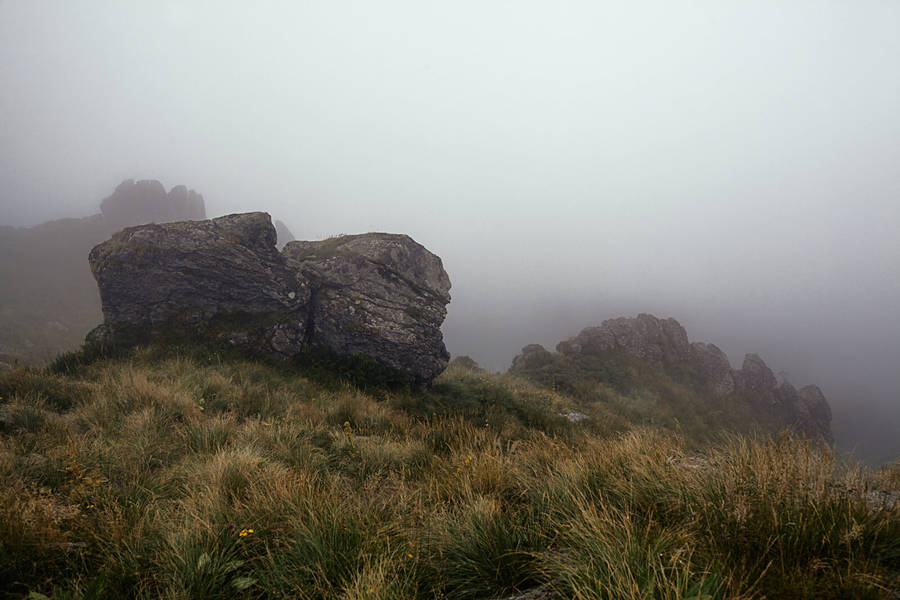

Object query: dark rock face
[736,353,778,394]
[101,179,205,230]
[90,213,308,327]
[283,233,451,383]
[510,344,554,372]
[88,213,451,384]
[799,385,834,442]
[540,313,834,441]
[689,342,735,396]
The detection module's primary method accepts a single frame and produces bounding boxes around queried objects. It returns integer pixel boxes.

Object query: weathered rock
[799,385,834,442]
[735,353,778,394]
[89,212,308,327]
[88,213,451,384]
[689,342,735,396]
[557,313,689,363]
[100,179,205,230]
[283,233,451,384]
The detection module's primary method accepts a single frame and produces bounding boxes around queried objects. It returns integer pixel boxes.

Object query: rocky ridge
[88,213,451,384]
[513,313,833,442]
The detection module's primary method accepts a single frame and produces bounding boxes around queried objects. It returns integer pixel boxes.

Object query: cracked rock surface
[88,213,451,384]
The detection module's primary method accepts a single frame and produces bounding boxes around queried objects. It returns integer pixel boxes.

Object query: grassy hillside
[0,347,897,599]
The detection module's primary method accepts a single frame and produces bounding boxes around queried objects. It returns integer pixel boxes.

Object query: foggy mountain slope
[1,3,898,463]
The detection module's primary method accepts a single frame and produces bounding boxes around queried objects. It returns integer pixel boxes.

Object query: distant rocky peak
[738,353,778,392]
[521,312,834,442]
[557,313,690,363]
[100,178,205,229]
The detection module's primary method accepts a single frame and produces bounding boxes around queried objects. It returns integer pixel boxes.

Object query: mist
[1,1,898,463]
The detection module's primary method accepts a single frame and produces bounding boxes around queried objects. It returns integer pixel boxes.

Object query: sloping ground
[0,349,897,599]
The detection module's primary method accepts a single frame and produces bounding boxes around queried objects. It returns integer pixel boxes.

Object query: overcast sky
[1,1,898,461]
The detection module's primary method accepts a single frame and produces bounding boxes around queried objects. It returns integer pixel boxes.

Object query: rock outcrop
[689,342,735,396]
[516,313,833,442]
[101,179,206,229]
[282,233,451,382]
[798,385,833,441]
[88,213,451,384]
[557,314,690,363]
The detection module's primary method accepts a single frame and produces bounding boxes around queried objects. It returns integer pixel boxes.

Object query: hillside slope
[0,347,896,599]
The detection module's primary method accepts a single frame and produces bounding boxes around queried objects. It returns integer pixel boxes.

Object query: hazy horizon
[2,1,898,462]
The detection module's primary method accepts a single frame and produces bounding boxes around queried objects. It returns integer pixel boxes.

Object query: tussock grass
[0,349,897,599]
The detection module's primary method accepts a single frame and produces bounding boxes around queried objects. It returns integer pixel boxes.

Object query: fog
[1,2,898,462]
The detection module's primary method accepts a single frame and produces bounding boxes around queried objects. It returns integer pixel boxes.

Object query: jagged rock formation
[557,314,690,363]
[514,313,833,442]
[689,342,735,396]
[88,213,451,384]
[101,179,205,230]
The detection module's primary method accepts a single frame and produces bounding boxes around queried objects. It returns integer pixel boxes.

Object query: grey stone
[89,212,307,327]
[735,353,778,393]
[556,313,689,363]
[283,233,451,384]
[88,213,451,384]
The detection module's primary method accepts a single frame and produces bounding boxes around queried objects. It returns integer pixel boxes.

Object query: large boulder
[283,233,451,384]
[88,213,451,384]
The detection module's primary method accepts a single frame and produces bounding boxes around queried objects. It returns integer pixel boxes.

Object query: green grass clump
[0,347,897,599]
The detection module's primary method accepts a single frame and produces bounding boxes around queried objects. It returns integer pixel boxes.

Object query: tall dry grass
[0,348,896,599]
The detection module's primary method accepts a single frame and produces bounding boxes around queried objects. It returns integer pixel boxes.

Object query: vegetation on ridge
[0,347,897,599]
